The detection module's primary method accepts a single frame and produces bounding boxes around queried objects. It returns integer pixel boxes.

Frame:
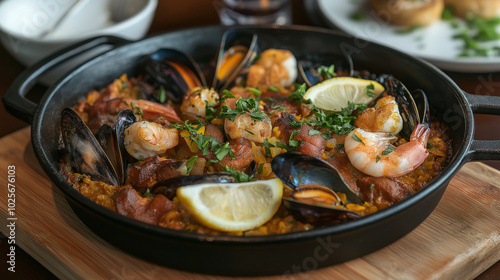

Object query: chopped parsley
[308,129,322,136]
[142,188,154,197]
[382,144,394,155]
[365,83,375,97]
[158,86,166,103]
[218,98,267,122]
[221,165,255,182]
[186,155,198,174]
[317,65,336,80]
[352,134,364,145]
[268,85,278,92]
[262,139,275,158]
[257,163,264,174]
[247,87,262,96]
[288,83,307,103]
[123,100,143,117]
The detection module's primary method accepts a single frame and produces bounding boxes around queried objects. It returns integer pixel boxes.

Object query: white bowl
[0,0,158,67]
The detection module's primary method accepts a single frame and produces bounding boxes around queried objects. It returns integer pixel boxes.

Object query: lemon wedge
[303,77,384,112]
[177,178,283,232]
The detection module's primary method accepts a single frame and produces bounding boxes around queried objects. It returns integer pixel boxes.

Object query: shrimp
[124,121,179,160]
[354,96,403,135]
[246,49,297,90]
[90,98,181,123]
[344,123,430,177]
[224,113,272,143]
[180,87,219,117]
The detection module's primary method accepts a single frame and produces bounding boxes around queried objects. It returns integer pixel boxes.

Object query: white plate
[317,0,500,73]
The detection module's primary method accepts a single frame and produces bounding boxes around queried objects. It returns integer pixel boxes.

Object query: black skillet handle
[463,92,500,161]
[2,36,130,124]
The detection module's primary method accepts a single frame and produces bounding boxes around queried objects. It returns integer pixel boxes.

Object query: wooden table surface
[0,0,499,279]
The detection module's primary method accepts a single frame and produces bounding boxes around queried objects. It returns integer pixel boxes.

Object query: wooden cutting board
[1,127,499,280]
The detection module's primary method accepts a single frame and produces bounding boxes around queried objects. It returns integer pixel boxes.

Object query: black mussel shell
[61,108,119,186]
[412,89,430,124]
[141,48,206,104]
[283,197,361,226]
[212,29,258,91]
[271,152,362,205]
[115,109,137,184]
[376,74,420,140]
[151,173,236,199]
[297,51,354,87]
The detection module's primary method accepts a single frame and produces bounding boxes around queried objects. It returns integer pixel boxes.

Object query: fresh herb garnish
[158,86,166,103]
[352,134,364,145]
[335,144,344,150]
[186,155,198,174]
[308,129,322,136]
[317,65,336,80]
[365,83,375,97]
[271,105,286,111]
[350,11,365,21]
[218,98,267,122]
[396,24,422,34]
[268,85,278,92]
[204,101,217,122]
[221,165,254,182]
[376,155,381,163]
[382,144,394,155]
[288,83,307,103]
[247,87,262,96]
[142,188,154,197]
[369,184,374,190]
[123,100,143,117]
[257,163,264,174]
[262,139,275,158]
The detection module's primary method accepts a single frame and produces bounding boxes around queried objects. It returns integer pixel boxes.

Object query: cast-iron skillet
[4,26,500,276]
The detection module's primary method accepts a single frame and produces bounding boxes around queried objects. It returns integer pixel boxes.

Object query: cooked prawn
[354,96,403,135]
[344,123,430,177]
[224,113,272,143]
[246,49,297,90]
[124,121,179,160]
[90,98,181,123]
[180,87,219,118]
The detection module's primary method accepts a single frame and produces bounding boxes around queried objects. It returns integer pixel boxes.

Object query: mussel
[140,48,207,104]
[61,108,137,186]
[212,29,258,91]
[151,173,236,199]
[271,152,362,225]
[376,74,430,140]
[139,30,258,106]
[297,50,354,87]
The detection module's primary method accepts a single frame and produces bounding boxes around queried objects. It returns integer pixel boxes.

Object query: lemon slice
[177,178,283,232]
[303,77,384,111]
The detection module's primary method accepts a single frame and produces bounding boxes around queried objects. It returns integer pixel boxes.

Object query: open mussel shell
[61,108,119,186]
[141,48,207,103]
[412,89,430,124]
[282,197,361,225]
[115,109,137,184]
[151,173,236,199]
[297,50,354,87]
[272,152,363,225]
[212,29,258,91]
[376,74,420,140]
[272,152,362,204]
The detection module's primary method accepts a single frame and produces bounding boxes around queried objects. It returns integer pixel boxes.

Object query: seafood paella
[60,31,452,236]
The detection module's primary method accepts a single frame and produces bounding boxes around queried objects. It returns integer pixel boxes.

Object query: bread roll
[444,0,500,18]
[369,0,444,26]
